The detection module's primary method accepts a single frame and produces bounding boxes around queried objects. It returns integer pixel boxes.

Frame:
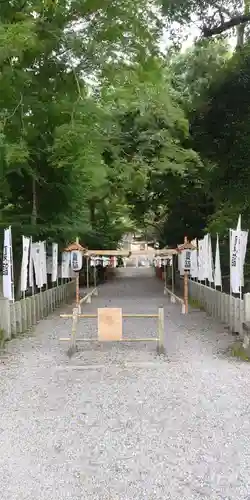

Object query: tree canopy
[161,0,250,44]
[1,0,250,289]
[0,0,162,249]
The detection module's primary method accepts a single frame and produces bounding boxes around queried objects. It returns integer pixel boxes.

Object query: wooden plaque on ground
[98,308,122,341]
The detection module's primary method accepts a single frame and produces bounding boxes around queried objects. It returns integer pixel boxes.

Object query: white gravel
[1,268,250,500]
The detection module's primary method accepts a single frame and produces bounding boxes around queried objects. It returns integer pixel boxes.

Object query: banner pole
[164,262,166,294]
[172,258,174,295]
[75,237,80,308]
[87,256,89,290]
[94,263,97,289]
[183,236,189,314]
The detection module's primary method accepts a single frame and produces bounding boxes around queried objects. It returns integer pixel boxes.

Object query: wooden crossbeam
[59,307,165,355]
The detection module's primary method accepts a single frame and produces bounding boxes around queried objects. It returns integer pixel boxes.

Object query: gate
[60,307,165,356]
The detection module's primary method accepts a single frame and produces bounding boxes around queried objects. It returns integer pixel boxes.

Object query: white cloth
[214,234,222,288]
[20,236,30,292]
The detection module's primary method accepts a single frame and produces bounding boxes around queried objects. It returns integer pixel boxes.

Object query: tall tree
[0,0,162,248]
[161,0,250,45]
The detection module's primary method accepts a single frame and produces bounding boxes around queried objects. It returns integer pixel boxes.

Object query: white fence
[188,279,245,336]
[0,281,75,341]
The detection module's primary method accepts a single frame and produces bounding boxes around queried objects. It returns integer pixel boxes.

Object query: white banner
[2,226,14,301]
[203,234,210,280]
[29,237,34,290]
[198,239,204,281]
[20,236,30,292]
[52,243,58,282]
[61,251,71,278]
[207,234,214,284]
[190,250,198,278]
[214,234,222,288]
[32,242,42,288]
[241,230,248,287]
[190,239,198,278]
[40,241,47,286]
[230,228,248,294]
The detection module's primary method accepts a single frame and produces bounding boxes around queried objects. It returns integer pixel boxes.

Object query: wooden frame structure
[86,250,130,257]
[60,307,165,356]
[154,248,178,303]
[177,237,196,313]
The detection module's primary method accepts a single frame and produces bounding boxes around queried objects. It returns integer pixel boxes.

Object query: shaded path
[0,268,250,499]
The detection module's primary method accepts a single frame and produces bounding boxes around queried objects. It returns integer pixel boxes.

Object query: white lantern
[183,249,191,271]
[70,250,83,272]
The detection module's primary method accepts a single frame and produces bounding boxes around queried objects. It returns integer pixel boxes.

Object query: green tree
[100,59,202,246]
[191,42,250,235]
[161,0,250,46]
[169,39,230,113]
[0,0,162,249]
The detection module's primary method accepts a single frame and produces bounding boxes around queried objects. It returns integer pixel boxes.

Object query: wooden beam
[86,250,130,256]
[154,248,178,256]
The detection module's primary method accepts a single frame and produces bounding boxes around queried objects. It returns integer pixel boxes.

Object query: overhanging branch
[203,13,250,37]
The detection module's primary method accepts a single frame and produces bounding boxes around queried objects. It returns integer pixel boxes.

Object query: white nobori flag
[190,238,198,278]
[61,251,71,278]
[20,236,30,292]
[230,214,248,294]
[198,238,205,281]
[52,243,58,282]
[2,226,14,302]
[202,234,210,281]
[207,234,214,284]
[31,241,43,288]
[214,234,222,288]
[40,241,47,286]
[29,237,34,290]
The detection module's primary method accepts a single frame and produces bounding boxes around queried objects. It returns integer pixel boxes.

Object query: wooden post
[94,264,97,289]
[171,257,174,295]
[184,271,188,314]
[75,273,80,309]
[75,237,80,309]
[157,307,165,355]
[183,236,189,314]
[67,307,78,357]
[86,256,89,290]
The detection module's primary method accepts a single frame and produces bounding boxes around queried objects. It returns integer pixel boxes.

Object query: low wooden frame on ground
[60,307,165,356]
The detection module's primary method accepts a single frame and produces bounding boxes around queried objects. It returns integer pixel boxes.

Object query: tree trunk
[236,24,246,48]
[31,176,37,226]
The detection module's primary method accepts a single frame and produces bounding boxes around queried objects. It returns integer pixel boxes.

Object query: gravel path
[1,268,250,500]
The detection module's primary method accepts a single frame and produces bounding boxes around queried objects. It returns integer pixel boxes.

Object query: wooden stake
[171,257,174,295]
[67,307,78,357]
[75,237,80,308]
[184,271,188,314]
[184,236,189,314]
[94,264,97,289]
[157,307,165,355]
[86,256,89,290]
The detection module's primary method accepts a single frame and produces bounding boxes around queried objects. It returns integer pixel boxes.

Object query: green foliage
[4,0,246,283]
[0,0,164,253]
[191,42,250,235]
[101,60,201,242]
[160,0,250,43]
[170,39,230,113]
